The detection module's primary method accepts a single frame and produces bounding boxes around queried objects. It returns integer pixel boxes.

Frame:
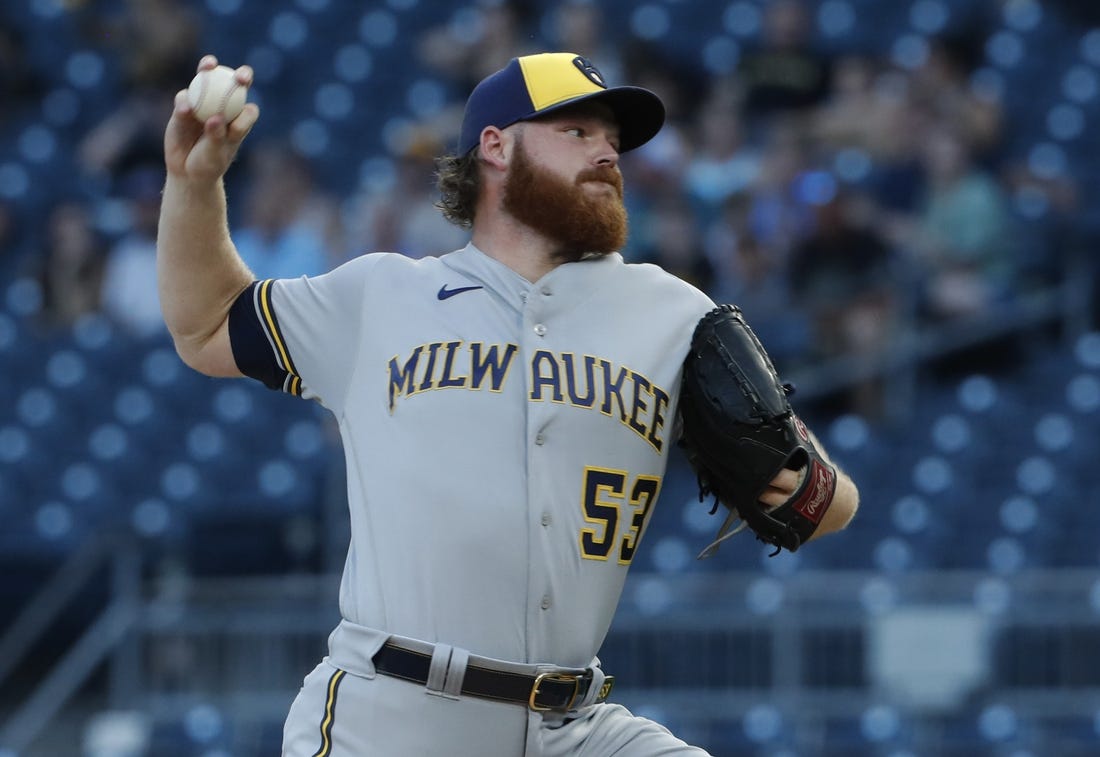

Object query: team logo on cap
[572,56,606,89]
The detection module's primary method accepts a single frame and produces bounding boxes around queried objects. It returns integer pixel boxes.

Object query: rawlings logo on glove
[678,305,837,558]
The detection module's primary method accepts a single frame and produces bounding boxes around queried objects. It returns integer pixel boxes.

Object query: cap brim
[530,86,666,153]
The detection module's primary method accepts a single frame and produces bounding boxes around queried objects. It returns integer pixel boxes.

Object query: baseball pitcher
[157,52,859,756]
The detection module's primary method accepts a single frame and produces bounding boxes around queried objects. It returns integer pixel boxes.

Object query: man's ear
[479,126,511,171]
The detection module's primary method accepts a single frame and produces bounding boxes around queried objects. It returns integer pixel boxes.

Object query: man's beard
[501,138,628,262]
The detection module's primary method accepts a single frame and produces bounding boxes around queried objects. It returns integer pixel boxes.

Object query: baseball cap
[458,52,665,155]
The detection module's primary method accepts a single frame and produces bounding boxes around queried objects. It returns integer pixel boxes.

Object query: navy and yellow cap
[458,52,666,155]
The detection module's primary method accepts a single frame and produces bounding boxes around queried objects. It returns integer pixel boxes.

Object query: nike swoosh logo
[437,284,484,300]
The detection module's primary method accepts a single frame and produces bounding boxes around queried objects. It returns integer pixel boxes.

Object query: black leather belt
[371,642,615,712]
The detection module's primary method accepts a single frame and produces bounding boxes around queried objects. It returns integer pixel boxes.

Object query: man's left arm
[759,428,859,540]
[679,304,860,557]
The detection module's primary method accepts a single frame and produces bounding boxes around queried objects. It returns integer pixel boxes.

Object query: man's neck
[470,221,563,283]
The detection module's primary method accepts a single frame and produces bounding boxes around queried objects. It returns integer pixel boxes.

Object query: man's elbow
[173,339,213,377]
[170,320,243,378]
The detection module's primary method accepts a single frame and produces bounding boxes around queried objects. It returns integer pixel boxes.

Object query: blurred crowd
[1,0,1089,421]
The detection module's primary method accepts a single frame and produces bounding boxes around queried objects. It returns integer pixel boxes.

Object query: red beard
[501,138,628,262]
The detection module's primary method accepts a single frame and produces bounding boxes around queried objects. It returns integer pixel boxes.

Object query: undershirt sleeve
[228,279,305,397]
[226,254,382,415]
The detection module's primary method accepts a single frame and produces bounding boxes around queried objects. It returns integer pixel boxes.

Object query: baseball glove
[678,305,837,558]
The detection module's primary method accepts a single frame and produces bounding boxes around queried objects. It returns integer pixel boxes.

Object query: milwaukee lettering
[387,341,670,452]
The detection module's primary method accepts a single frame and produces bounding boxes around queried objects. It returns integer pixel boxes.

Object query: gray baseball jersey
[229,243,715,753]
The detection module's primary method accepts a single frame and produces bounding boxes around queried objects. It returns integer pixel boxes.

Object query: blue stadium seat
[128,496,185,543]
[1032,714,1100,756]
[818,708,910,753]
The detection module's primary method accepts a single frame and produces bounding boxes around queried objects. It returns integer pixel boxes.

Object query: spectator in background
[634,195,714,293]
[616,123,690,264]
[417,1,537,94]
[544,1,623,85]
[0,200,29,277]
[810,55,896,157]
[737,0,832,125]
[682,92,761,220]
[100,165,166,338]
[789,189,899,417]
[745,119,819,259]
[342,129,468,260]
[611,48,698,263]
[77,0,200,181]
[627,41,707,129]
[1001,149,1081,290]
[704,194,809,363]
[892,125,1015,322]
[860,69,930,215]
[232,143,340,279]
[909,35,1003,159]
[35,200,106,331]
[0,24,46,129]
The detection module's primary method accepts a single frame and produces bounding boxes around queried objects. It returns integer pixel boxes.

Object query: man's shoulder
[272,252,448,302]
[595,257,716,323]
[620,258,712,297]
[335,250,450,277]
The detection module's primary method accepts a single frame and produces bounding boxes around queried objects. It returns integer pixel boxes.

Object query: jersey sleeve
[228,254,381,415]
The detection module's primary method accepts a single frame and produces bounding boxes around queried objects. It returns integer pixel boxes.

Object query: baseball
[187,65,248,123]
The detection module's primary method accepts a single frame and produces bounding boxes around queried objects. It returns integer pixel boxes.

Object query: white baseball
[187,65,248,123]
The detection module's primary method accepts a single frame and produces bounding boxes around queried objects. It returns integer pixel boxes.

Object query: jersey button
[535,433,545,446]
[533,323,547,337]
[520,291,528,303]
[540,286,552,296]
[541,513,552,526]
[541,595,552,610]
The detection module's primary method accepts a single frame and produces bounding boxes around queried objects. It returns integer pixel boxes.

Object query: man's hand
[758,467,804,509]
[164,55,259,184]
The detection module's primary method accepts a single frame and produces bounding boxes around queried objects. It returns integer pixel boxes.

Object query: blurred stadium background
[1,0,1099,754]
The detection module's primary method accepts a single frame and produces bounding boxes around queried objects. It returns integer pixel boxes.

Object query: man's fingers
[203,113,229,141]
[756,467,807,509]
[234,65,254,87]
[172,89,195,119]
[769,468,802,493]
[197,54,219,72]
[227,103,260,144]
[165,89,202,146]
[758,487,788,509]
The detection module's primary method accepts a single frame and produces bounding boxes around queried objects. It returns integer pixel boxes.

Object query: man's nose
[595,141,619,168]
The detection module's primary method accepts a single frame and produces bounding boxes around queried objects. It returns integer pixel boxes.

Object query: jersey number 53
[578,467,661,565]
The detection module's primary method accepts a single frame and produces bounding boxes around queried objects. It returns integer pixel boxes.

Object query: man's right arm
[156,55,259,378]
